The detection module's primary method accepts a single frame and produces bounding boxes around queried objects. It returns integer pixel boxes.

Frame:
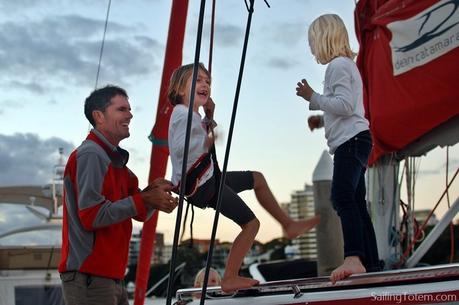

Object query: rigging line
[396,167,459,267]
[180,201,191,243]
[199,1,256,304]
[446,147,451,206]
[389,162,401,246]
[244,0,269,12]
[179,0,216,266]
[177,0,216,247]
[190,204,195,245]
[208,0,216,75]
[179,197,195,245]
[446,147,454,263]
[413,157,422,208]
[165,1,207,305]
[94,0,112,90]
[88,0,112,133]
[207,0,219,172]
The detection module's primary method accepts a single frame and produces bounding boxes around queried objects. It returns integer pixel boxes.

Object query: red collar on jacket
[87,129,129,167]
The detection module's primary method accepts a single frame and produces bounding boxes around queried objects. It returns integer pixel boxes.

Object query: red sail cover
[134,1,188,304]
[355,0,459,164]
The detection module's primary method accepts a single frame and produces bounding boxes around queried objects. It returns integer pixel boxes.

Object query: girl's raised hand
[204,97,215,119]
[296,79,314,101]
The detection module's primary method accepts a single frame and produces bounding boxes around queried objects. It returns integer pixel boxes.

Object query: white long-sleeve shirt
[309,56,369,154]
[168,104,214,186]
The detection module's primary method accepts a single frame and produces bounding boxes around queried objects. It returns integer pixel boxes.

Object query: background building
[129,232,169,266]
[287,184,317,260]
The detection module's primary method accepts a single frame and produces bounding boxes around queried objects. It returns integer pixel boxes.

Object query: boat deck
[175,263,459,304]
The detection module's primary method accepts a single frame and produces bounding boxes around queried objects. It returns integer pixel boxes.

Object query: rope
[199,1,256,303]
[180,200,191,243]
[165,1,207,304]
[87,0,112,133]
[94,0,112,89]
[190,204,195,245]
[177,0,215,249]
[179,198,195,246]
[174,0,219,251]
[395,168,459,268]
[446,147,455,263]
[208,0,216,75]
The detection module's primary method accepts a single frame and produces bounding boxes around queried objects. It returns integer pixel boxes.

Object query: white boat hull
[176,264,459,304]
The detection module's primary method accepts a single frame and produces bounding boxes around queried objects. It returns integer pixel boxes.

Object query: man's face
[95,94,132,145]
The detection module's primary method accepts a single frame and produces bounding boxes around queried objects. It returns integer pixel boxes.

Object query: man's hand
[204,97,215,120]
[296,79,314,101]
[141,178,178,213]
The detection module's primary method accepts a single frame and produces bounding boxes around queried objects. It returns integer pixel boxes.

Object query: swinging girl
[168,63,320,292]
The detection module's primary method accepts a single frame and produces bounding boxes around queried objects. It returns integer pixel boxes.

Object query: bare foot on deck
[221,276,259,293]
[330,256,366,284]
[285,215,320,239]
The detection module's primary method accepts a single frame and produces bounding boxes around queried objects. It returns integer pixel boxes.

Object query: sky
[0,0,458,245]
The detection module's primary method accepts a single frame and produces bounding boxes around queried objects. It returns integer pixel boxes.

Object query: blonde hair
[168,63,211,106]
[194,267,221,288]
[308,14,355,64]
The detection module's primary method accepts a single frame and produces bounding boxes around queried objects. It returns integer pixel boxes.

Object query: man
[58,85,178,305]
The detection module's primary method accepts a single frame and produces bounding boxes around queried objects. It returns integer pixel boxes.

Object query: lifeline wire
[165,1,207,304]
[199,1,256,304]
[94,0,112,90]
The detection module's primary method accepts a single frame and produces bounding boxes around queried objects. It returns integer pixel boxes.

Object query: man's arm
[76,152,176,230]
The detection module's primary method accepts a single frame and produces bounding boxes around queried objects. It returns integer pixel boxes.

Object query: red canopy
[355,0,459,164]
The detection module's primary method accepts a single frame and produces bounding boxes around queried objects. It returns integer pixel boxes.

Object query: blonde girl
[296,14,380,284]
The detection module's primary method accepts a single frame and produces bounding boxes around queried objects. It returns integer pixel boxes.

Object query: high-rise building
[287,184,317,260]
[129,232,166,266]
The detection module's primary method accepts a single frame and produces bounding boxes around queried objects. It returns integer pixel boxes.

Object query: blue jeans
[331,130,380,272]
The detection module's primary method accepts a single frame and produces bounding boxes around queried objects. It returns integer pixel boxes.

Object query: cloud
[187,21,243,48]
[0,204,61,245]
[4,80,47,95]
[215,23,243,47]
[0,0,131,12]
[267,21,306,47]
[419,158,459,176]
[0,133,74,186]
[0,14,163,94]
[0,204,43,237]
[0,99,25,109]
[266,56,300,69]
[0,0,41,12]
[0,99,25,116]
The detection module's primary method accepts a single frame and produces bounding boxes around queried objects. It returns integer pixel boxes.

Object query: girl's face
[180,68,211,110]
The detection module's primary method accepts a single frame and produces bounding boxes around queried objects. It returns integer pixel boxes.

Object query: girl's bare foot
[285,215,320,239]
[221,275,259,293]
[330,256,366,284]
